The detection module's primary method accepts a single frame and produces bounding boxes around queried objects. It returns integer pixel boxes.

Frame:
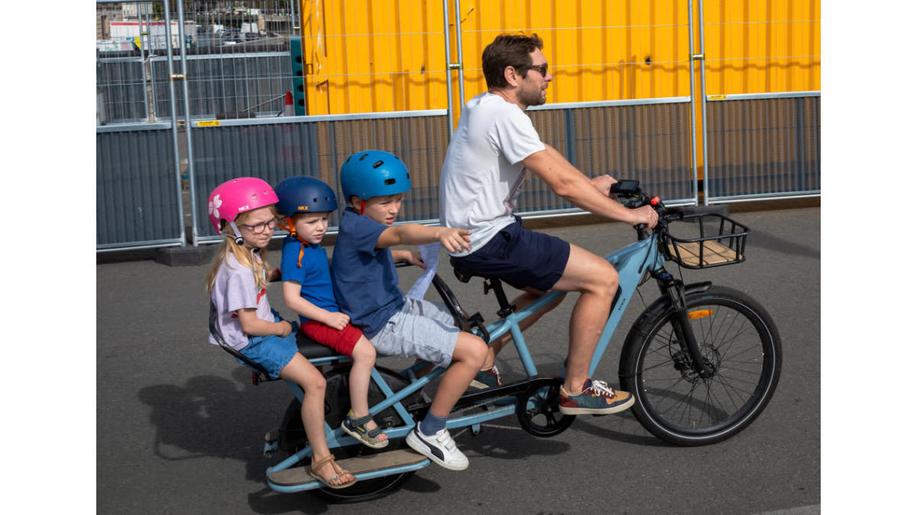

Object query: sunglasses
[526,63,549,77]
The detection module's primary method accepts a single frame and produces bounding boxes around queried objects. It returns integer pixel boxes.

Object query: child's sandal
[308,455,357,490]
[342,412,390,449]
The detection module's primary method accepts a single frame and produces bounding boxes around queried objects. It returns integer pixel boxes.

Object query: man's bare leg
[549,244,618,394]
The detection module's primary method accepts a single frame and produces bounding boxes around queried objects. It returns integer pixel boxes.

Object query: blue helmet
[274,176,338,217]
[340,150,412,202]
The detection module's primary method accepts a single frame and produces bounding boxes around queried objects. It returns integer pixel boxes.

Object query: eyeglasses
[238,218,278,234]
[526,63,549,77]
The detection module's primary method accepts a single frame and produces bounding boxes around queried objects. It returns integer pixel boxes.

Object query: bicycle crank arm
[452,377,562,412]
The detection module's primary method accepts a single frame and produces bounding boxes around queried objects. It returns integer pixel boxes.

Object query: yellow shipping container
[300,0,819,115]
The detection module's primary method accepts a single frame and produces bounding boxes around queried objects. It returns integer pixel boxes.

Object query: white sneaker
[405,423,469,471]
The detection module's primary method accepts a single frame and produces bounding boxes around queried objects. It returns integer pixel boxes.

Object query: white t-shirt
[439,92,546,256]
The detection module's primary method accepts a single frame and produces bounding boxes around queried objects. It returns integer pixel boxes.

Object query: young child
[331,150,488,471]
[205,177,356,489]
[274,176,388,449]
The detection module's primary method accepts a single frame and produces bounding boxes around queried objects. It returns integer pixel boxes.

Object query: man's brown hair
[482,33,544,89]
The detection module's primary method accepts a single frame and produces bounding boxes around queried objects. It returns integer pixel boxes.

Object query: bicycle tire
[619,286,781,446]
[278,365,423,502]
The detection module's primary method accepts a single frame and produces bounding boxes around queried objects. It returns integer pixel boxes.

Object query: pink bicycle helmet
[207,178,279,238]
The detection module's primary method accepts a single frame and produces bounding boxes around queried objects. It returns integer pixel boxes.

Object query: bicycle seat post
[483,278,516,318]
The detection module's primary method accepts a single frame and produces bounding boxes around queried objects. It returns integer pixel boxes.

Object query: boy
[276,176,389,449]
[331,150,487,471]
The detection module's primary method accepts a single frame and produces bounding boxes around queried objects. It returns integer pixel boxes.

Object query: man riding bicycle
[439,33,658,414]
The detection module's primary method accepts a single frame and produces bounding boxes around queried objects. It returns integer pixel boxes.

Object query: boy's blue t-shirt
[280,236,339,325]
[331,208,405,338]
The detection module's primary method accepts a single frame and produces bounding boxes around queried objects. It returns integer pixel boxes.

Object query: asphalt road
[97,207,820,514]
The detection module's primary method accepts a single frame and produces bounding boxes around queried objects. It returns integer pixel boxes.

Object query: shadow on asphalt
[138,372,349,513]
[568,414,670,448]
[137,374,278,482]
[746,229,819,260]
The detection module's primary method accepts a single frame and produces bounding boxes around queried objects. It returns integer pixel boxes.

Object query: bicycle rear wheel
[279,365,423,502]
[619,286,781,446]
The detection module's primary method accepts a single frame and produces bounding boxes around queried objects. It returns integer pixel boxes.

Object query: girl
[205,177,356,490]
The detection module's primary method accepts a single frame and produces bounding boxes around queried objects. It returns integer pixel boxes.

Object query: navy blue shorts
[450,218,571,292]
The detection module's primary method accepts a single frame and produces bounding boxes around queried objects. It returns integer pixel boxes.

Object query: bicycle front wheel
[619,286,781,446]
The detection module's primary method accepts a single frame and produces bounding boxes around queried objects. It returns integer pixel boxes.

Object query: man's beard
[519,87,546,107]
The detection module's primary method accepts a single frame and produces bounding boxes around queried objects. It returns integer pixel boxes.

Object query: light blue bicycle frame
[267,234,663,492]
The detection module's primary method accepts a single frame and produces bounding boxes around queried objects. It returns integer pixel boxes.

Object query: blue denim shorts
[238,311,298,379]
[451,217,571,292]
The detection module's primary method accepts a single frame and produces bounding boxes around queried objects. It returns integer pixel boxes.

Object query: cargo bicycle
[210,180,782,501]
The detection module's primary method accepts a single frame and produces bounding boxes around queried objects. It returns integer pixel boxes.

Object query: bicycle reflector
[687,309,713,320]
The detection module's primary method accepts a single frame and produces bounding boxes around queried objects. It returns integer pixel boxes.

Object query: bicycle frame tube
[480,234,662,379]
[268,234,661,487]
[589,236,662,375]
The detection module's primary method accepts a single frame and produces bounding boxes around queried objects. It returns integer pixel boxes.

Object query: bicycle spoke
[714,323,755,362]
[707,377,740,415]
[714,372,760,389]
[640,360,679,374]
[712,373,755,400]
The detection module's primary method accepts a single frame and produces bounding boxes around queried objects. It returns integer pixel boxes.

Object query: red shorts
[300,320,363,356]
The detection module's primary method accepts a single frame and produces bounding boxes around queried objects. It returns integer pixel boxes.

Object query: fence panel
[519,100,697,215]
[96,57,148,124]
[191,112,451,241]
[151,51,294,120]
[700,0,821,202]
[705,94,820,202]
[97,124,183,249]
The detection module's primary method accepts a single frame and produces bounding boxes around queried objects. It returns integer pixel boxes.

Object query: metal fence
[97,123,184,249]
[190,111,452,241]
[705,93,820,202]
[96,0,819,251]
[98,51,295,123]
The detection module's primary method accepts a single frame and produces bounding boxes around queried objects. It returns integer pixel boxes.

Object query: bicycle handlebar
[610,179,727,230]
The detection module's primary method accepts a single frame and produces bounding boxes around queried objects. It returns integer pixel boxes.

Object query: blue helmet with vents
[340,150,412,202]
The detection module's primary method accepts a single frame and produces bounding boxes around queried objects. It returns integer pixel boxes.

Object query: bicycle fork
[652,269,715,379]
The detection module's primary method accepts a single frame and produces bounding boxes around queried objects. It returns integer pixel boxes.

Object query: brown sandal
[308,455,357,490]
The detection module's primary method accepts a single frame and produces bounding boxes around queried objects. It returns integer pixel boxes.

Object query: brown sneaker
[558,378,634,415]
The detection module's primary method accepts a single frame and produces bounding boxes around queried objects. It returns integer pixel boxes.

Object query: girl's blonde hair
[205,207,276,293]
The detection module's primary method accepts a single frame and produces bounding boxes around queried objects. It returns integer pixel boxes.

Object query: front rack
[662,213,749,269]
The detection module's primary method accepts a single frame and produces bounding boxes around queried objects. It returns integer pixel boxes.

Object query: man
[438,33,658,414]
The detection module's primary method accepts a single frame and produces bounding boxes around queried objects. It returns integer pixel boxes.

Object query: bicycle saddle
[295,332,339,360]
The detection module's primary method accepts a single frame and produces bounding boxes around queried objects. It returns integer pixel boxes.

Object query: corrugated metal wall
[521,101,696,213]
[97,125,183,248]
[705,95,819,201]
[455,0,691,104]
[699,0,820,201]
[302,0,450,114]
[96,1,820,250]
[702,0,820,95]
[191,113,451,241]
[302,0,693,114]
